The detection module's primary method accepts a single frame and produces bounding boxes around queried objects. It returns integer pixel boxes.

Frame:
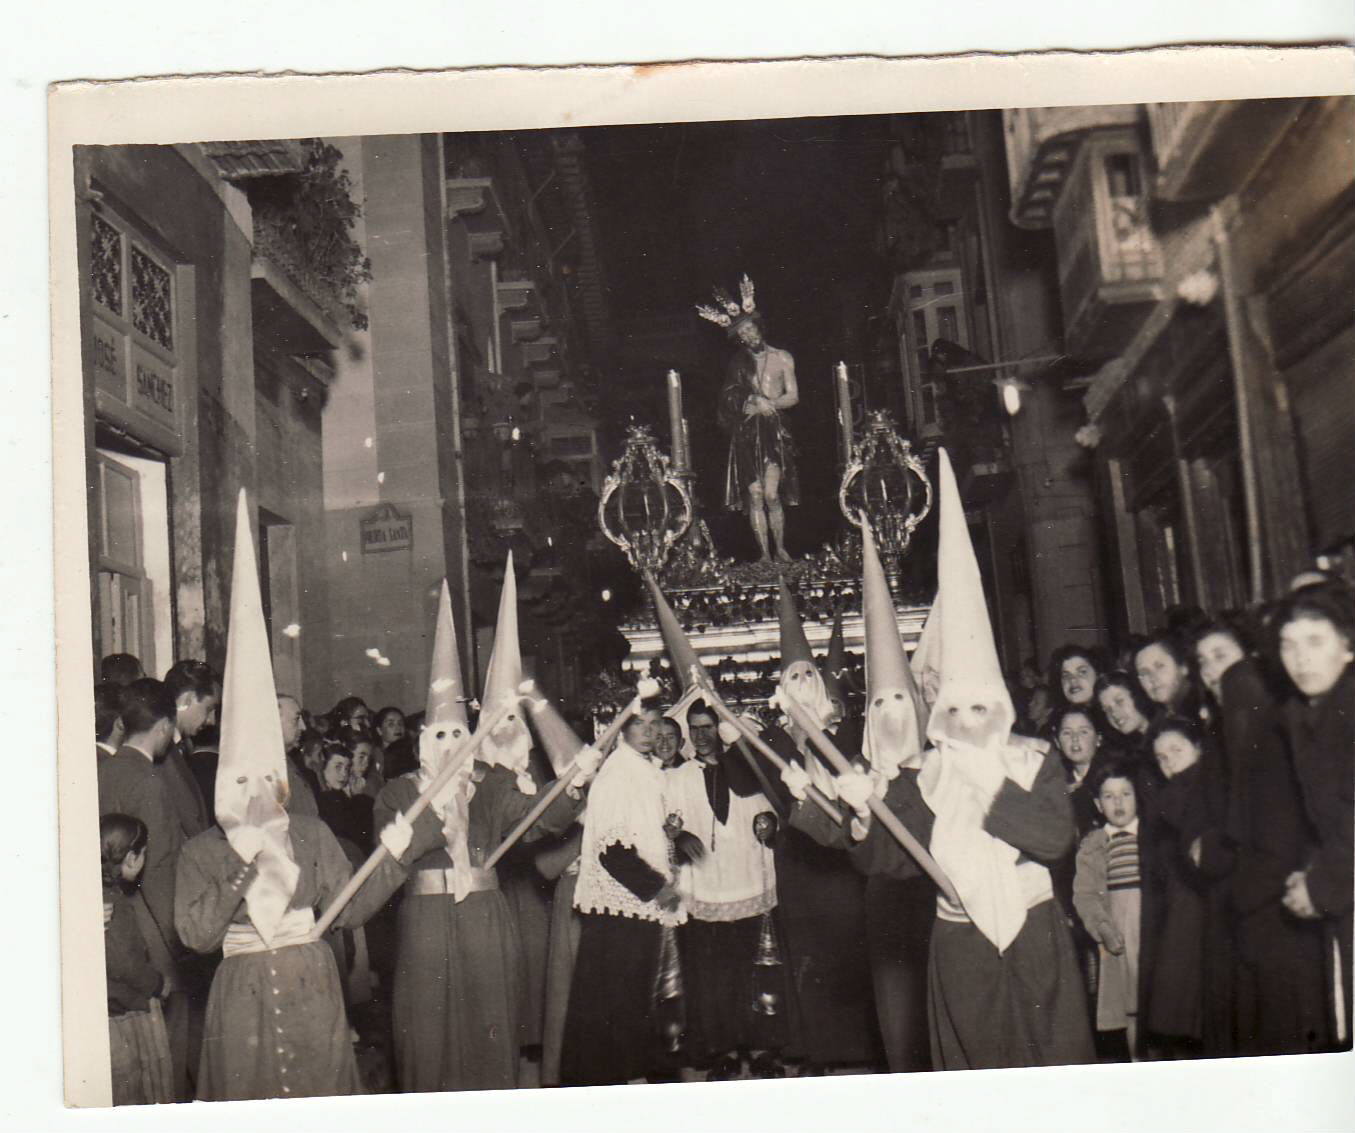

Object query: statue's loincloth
[724,412,800,512]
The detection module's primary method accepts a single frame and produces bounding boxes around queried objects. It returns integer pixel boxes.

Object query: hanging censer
[750,810,783,1017]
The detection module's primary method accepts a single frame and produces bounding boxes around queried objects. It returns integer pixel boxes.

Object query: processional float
[597,372,956,903]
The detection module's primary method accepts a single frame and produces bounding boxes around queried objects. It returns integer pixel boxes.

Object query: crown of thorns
[695,274,758,328]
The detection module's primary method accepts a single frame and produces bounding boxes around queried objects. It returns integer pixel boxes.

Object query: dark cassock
[758,713,882,1070]
[561,733,684,1087]
[667,714,786,1070]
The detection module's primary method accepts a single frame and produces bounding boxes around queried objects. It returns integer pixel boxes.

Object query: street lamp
[994,373,1032,417]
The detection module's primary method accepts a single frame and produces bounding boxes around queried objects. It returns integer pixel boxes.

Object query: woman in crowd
[1049,644,1109,715]
[330,695,372,734]
[1096,672,1155,750]
[102,813,174,1105]
[342,726,385,801]
[1095,671,1160,807]
[1273,582,1355,1050]
[316,742,371,860]
[1051,703,1108,839]
[1141,714,1228,1057]
[1134,633,1206,723]
[375,706,418,780]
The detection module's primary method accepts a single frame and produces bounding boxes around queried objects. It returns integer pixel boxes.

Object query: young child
[1073,761,1143,1058]
[101,812,174,1105]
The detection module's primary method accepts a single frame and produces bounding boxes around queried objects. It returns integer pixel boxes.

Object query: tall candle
[666,369,686,471]
[680,417,691,477]
[836,361,854,462]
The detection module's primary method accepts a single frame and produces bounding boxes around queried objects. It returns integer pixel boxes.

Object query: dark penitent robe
[793,751,1096,1071]
[758,721,882,1069]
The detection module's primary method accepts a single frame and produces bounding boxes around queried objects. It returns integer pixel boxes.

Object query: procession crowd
[93,455,1352,1105]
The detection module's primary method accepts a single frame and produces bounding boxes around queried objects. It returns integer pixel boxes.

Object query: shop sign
[91,314,125,398]
[361,503,412,554]
[129,345,176,430]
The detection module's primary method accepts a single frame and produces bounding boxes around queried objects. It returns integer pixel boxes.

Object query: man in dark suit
[277,693,320,817]
[159,661,219,843]
[98,679,182,941]
[94,680,126,759]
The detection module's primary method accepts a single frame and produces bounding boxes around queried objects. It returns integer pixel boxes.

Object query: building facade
[321,130,611,715]
[1005,97,1355,637]
[876,110,1107,671]
[77,140,346,699]
[78,131,616,716]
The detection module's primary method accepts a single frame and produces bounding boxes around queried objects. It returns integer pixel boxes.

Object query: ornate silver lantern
[598,424,694,576]
[839,410,932,564]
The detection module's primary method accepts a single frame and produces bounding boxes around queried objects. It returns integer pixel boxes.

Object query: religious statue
[697,275,800,562]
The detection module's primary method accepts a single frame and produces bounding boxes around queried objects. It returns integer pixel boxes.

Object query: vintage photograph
[52,55,1354,1109]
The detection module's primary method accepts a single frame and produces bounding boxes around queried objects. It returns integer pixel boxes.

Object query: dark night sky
[577,115,899,556]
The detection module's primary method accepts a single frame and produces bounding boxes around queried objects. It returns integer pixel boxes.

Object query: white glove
[380,812,415,860]
[717,721,740,746]
[780,763,811,801]
[835,770,875,819]
[228,826,266,865]
[572,745,603,786]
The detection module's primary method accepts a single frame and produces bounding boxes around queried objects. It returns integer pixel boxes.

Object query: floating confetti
[281,623,301,638]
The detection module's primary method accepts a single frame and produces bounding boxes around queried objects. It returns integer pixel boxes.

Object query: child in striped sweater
[1074,760,1143,1057]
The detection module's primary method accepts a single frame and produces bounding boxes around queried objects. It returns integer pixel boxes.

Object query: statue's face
[735,320,764,349]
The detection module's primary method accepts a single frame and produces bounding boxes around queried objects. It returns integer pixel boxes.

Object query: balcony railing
[249,208,345,353]
[1053,134,1165,356]
[1004,105,1144,228]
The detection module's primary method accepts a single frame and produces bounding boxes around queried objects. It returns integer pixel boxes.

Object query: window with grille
[87,206,180,437]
